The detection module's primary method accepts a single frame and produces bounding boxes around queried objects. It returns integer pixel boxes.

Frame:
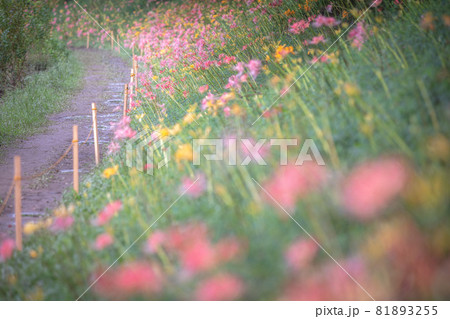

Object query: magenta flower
[312,15,340,28]
[93,200,123,226]
[341,157,409,221]
[107,141,120,154]
[198,84,209,94]
[0,238,15,262]
[263,162,327,211]
[51,216,74,232]
[179,173,207,198]
[308,35,327,45]
[196,274,244,300]
[234,62,245,76]
[93,233,114,250]
[284,238,318,269]
[93,261,163,299]
[289,20,310,34]
[247,59,261,79]
[146,230,166,253]
[348,22,368,50]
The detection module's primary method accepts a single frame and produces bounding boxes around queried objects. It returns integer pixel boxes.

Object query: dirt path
[0,48,129,238]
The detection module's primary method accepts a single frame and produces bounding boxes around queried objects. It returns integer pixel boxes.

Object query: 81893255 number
[376,306,438,316]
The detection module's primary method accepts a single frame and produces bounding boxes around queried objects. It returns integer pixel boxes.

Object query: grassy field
[0,0,449,300]
[0,53,83,152]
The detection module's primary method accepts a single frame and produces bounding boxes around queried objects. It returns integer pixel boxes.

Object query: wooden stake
[129,68,134,107]
[86,33,90,49]
[111,31,114,50]
[133,59,138,88]
[14,156,22,251]
[117,34,120,53]
[92,103,100,165]
[73,126,79,193]
[123,84,128,117]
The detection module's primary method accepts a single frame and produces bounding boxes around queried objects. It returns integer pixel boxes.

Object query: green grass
[0,0,449,301]
[0,53,83,152]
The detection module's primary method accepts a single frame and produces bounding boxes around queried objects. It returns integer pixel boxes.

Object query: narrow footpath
[0,48,130,237]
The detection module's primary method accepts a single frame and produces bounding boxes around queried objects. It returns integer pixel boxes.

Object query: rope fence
[0,125,94,217]
[0,58,134,251]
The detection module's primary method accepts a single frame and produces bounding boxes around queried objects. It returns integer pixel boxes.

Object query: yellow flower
[53,204,75,217]
[231,104,245,116]
[427,135,450,161]
[275,45,294,62]
[160,128,170,137]
[24,222,41,236]
[25,287,44,301]
[8,274,17,285]
[103,165,119,178]
[183,113,196,125]
[175,144,193,162]
[29,250,38,258]
[420,12,435,31]
[168,123,182,136]
[343,83,360,97]
[284,9,295,16]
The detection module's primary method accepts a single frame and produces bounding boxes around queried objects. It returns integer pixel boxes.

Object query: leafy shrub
[0,0,56,94]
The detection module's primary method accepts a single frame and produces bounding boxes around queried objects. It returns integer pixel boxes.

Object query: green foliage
[0,0,57,93]
[0,53,82,149]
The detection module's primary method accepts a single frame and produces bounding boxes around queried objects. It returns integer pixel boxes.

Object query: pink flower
[108,141,120,154]
[93,200,123,226]
[180,239,216,274]
[201,92,216,110]
[215,237,242,263]
[196,274,244,300]
[326,3,333,13]
[226,75,242,90]
[113,116,136,140]
[114,126,136,140]
[289,20,310,34]
[247,59,261,79]
[263,162,327,211]
[0,238,15,262]
[234,62,245,76]
[308,35,327,45]
[179,173,207,198]
[198,84,209,94]
[341,157,409,221]
[284,238,318,269]
[348,22,367,50]
[312,15,340,28]
[373,0,382,7]
[51,216,74,232]
[93,233,114,250]
[311,55,330,64]
[146,230,166,253]
[93,261,163,299]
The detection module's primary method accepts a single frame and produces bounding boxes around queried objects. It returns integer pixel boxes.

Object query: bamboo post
[92,103,100,165]
[133,59,138,88]
[86,33,90,49]
[73,126,79,193]
[111,31,114,50]
[129,68,134,107]
[14,156,22,251]
[123,84,128,117]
